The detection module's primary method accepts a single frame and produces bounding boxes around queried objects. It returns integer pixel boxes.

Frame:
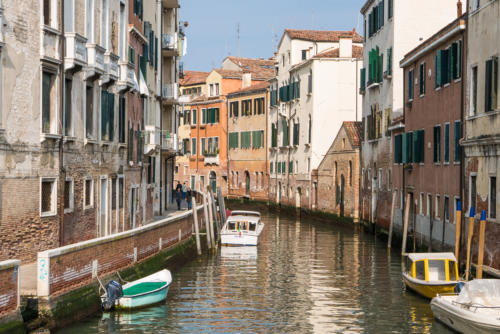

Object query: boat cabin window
[448,261,458,281]
[239,221,248,230]
[415,260,425,280]
[228,221,236,230]
[249,222,256,231]
[428,260,446,281]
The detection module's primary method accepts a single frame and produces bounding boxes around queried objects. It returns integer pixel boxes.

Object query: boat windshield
[428,260,447,281]
[448,261,458,281]
[249,222,256,231]
[239,221,248,230]
[228,221,236,230]
[415,260,426,280]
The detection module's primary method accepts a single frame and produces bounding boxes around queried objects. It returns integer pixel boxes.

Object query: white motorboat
[220,211,264,246]
[431,279,500,333]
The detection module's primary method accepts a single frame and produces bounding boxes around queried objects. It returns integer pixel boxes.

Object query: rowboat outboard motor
[454,281,465,294]
[101,280,123,311]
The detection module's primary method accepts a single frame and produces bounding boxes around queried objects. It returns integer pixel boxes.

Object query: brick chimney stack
[457,1,463,17]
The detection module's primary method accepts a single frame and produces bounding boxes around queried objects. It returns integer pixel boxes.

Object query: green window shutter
[493,57,499,111]
[155,37,158,71]
[486,59,492,112]
[109,93,115,141]
[419,130,425,163]
[192,110,197,124]
[360,68,366,90]
[387,47,392,75]
[454,121,461,162]
[451,42,458,79]
[289,161,293,174]
[394,134,402,163]
[402,133,408,163]
[441,49,450,85]
[201,138,206,153]
[435,52,442,88]
[192,138,196,155]
[434,126,441,163]
[101,90,108,141]
[412,131,419,163]
[444,123,450,163]
[457,40,462,79]
[277,161,281,173]
[270,162,273,173]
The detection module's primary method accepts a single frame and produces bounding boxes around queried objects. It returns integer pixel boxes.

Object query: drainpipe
[59,0,66,246]
[159,2,163,215]
[459,11,467,266]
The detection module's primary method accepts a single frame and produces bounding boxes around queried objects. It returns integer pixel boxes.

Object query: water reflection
[58,213,454,334]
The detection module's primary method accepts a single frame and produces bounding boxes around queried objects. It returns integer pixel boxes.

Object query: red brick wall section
[45,208,203,297]
[0,261,19,317]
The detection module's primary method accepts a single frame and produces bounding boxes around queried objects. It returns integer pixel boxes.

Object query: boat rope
[452,301,500,309]
[116,271,130,284]
[96,275,106,296]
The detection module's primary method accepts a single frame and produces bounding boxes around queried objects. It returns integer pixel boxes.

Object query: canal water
[58,212,453,333]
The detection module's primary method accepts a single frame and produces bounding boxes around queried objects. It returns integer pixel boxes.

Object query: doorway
[295,187,302,208]
[245,171,250,196]
[209,171,217,192]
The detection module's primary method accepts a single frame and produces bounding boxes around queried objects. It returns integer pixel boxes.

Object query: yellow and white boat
[402,252,459,299]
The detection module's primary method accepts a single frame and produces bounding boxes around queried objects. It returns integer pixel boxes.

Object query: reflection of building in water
[306,224,363,333]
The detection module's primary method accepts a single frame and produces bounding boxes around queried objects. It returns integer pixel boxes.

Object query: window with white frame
[41,178,57,216]
[64,0,75,32]
[84,177,94,209]
[86,85,95,139]
[64,78,73,136]
[101,0,109,49]
[471,65,478,115]
[64,177,74,213]
[473,0,480,10]
[42,70,58,135]
[85,0,95,43]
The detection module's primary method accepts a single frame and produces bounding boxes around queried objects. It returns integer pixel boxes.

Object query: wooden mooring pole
[192,197,202,255]
[202,193,212,249]
[454,201,462,261]
[477,210,487,279]
[207,192,216,248]
[387,191,396,249]
[401,193,411,257]
[465,207,475,281]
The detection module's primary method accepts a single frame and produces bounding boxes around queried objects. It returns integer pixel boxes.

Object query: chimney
[242,71,251,88]
[457,1,463,17]
[339,36,353,58]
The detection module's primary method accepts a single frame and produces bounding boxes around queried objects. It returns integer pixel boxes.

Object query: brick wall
[38,207,204,297]
[0,260,20,317]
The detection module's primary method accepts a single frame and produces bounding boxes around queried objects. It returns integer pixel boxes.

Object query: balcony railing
[41,25,60,61]
[64,32,87,71]
[162,134,178,152]
[103,52,119,82]
[86,43,105,78]
[162,83,178,100]
[161,33,178,52]
[203,154,220,165]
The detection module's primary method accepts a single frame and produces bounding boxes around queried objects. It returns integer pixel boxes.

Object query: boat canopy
[229,211,261,218]
[456,279,500,306]
[407,252,456,262]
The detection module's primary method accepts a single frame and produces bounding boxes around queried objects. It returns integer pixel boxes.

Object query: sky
[180,0,366,72]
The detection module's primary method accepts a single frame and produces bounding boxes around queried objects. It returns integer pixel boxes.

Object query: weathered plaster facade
[268,29,362,209]
[462,0,500,270]
[360,0,458,229]
[314,122,362,219]
[227,82,269,201]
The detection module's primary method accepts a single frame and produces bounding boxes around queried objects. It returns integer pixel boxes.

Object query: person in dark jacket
[175,188,182,210]
[186,187,193,210]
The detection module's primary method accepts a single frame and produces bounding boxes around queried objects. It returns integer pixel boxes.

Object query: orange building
[227,82,270,200]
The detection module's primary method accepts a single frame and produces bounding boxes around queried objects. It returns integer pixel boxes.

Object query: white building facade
[359,0,459,229]
[268,29,363,208]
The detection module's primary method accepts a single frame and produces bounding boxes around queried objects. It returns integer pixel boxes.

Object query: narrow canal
[58,211,453,333]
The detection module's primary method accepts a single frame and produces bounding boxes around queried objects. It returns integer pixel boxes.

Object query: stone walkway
[19,207,192,296]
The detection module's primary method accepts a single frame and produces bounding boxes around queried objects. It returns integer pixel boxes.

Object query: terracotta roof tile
[228,81,270,95]
[179,71,209,86]
[225,56,275,80]
[285,29,363,43]
[313,45,363,59]
[214,69,244,79]
[343,121,363,147]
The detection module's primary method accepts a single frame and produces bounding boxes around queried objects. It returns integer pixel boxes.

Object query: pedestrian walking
[175,188,182,210]
[181,182,188,209]
[186,187,193,210]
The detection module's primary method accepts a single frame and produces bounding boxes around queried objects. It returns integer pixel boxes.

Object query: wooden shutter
[394,134,402,164]
[360,68,366,90]
[435,52,442,88]
[454,121,461,162]
[402,133,408,163]
[493,57,498,110]
[444,123,450,162]
[109,93,115,141]
[486,59,492,112]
